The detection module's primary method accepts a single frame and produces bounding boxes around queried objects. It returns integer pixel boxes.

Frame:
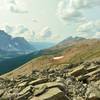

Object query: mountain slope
[1,37,100,78]
[0,51,42,75]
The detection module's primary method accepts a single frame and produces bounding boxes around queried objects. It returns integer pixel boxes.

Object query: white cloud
[57,0,82,22]
[4,25,61,42]
[0,0,28,14]
[17,25,29,33]
[35,27,61,41]
[10,6,28,14]
[69,0,100,9]
[33,19,39,23]
[50,34,61,40]
[4,25,34,41]
[57,0,100,38]
[5,25,15,33]
[8,0,28,14]
[76,20,100,38]
[76,21,94,33]
[57,0,100,22]
[77,20,100,33]
[35,27,52,39]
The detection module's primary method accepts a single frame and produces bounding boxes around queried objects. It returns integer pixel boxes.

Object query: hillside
[1,37,100,78]
[0,51,43,75]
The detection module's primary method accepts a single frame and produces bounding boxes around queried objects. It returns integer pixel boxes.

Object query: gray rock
[68,65,86,77]
[1,92,17,100]
[19,85,33,96]
[18,81,28,87]
[34,82,66,93]
[0,89,5,97]
[85,83,100,100]
[31,87,69,100]
[34,85,47,96]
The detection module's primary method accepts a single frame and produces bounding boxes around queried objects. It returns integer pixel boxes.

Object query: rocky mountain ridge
[0,30,34,53]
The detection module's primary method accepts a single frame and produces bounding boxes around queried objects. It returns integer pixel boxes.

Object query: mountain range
[0,30,35,61]
[0,30,56,74]
[0,30,34,52]
[1,36,100,78]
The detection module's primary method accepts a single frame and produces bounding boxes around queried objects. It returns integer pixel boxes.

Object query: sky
[0,0,100,42]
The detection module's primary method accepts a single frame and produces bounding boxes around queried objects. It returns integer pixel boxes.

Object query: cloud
[69,0,100,9]
[50,34,61,40]
[57,0,100,38]
[10,6,28,14]
[57,0,82,22]
[76,20,100,38]
[0,0,28,14]
[4,25,61,42]
[17,25,29,33]
[4,25,34,41]
[35,27,61,41]
[57,0,100,22]
[9,0,28,14]
[9,0,16,5]
[14,26,35,41]
[5,25,15,33]
[33,19,39,23]
[77,20,100,33]
[76,21,94,33]
[36,27,52,39]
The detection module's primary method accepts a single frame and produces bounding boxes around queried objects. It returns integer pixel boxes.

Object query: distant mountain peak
[59,36,86,46]
[65,36,86,41]
[0,30,34,53]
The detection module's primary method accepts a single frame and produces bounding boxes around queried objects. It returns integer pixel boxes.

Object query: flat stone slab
[31,87,68,100]
[68,65,86,77]
[34,82,66,92]
[19,85,32,96]
[29,78,48,86]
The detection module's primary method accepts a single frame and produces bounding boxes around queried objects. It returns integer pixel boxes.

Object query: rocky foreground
[0,60,100,100]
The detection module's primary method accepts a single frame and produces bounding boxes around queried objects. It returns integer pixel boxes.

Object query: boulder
[34,85,47,96]
[19,85,33,96]
[87,65,98,73]
[16,91,31,100]
[1,92,17,100]
[34,82,66,92]
[0,89,5,97]
[31,88,69,100]
[85,83,100,100]
[68,65,86,77]
[77,75,90,82]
